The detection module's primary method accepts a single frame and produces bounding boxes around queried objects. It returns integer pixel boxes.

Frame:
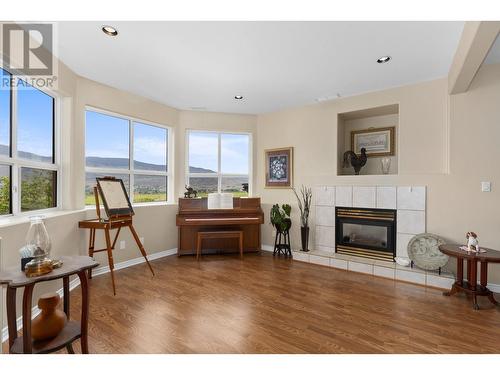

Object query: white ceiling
[484,33,500,65]
[55,21,464,114]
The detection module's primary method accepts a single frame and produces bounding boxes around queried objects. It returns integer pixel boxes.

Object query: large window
[0,68,58,216]
[85,109,171,205]
[186,130,251,197]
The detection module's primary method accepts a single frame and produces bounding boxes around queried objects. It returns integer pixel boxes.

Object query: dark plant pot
[300,226,310,252]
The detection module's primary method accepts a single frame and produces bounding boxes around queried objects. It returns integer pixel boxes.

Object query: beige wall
[256,63,500,284]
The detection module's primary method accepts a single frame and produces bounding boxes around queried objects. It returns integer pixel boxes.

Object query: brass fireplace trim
[336,245,394,262]
[336,208,395,221]
[336,214,394,221]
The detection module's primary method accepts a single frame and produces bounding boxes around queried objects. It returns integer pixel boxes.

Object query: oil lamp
[24,216,53,277]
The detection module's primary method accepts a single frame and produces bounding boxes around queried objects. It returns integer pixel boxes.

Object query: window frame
[0,69,61,217]
[84,106,174,206]
[185,129,252,196]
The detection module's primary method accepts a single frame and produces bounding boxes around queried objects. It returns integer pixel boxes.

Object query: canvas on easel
[78,176,154,295]
[96,177,134,218]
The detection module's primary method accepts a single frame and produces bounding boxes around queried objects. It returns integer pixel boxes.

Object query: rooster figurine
[343,147,367,175]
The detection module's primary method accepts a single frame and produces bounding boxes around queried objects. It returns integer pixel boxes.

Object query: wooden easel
[78,183,155,295]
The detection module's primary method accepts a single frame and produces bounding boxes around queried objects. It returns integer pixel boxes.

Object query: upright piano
[176,197,264,256]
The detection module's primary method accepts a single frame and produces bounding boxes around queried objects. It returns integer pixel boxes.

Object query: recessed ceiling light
[102,25,118,37]
[234,95,243,100]
[377,56,391,64]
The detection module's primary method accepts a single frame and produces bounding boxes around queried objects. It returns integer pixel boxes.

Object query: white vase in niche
[380,157,391,174]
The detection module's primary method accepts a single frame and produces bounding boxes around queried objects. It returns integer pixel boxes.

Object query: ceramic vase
[31,293,67,341]
[300,226,310,252]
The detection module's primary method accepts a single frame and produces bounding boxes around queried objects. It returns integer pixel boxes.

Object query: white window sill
[83,201,177,211]
[0,209,87,229]
[0,202,179,229]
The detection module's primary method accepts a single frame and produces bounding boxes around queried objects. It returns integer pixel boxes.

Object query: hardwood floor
[5,252,500,353]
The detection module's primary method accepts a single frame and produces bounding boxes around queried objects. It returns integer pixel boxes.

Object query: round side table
[0,256,98,354]
[439,244,500,310]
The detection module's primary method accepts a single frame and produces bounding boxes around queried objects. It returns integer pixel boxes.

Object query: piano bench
[196,230,244,260]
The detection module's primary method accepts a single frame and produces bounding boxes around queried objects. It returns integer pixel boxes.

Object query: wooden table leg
[469,260,477,290]
[444,257,462,296]
[63,276,70,320]
[6,287,17,352]
[469,259,479,310]
[78,270,90,354]
[22,284,35,353]
[62,276,75,353]
[466,260,472,286]
[480,261,499,306]
[457,257,463,285]
[480,261,488,289]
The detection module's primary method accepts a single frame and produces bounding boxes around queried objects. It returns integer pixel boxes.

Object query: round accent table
[0,256,98,354]
[439,244,500,310]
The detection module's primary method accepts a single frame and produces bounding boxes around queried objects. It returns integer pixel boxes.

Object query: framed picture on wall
[265,147,293,188]
[351,126,395,157]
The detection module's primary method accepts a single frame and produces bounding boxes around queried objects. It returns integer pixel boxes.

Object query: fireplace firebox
[335,207,396,262]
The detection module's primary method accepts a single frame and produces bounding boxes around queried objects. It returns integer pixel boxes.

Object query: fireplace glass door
[341,223,388,250]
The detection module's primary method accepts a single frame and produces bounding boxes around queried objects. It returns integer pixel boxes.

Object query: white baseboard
[91,248,177,277]
[261,245,274,252]
[1,248,177,344]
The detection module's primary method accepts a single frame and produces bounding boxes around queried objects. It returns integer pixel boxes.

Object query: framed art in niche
[351,126,395,157]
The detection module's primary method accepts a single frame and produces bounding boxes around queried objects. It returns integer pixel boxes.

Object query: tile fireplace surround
[299,185,455,289]
[314,185,426,260]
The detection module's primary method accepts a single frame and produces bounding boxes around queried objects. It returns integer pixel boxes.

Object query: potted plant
[293,185,312,252]
[270,204,292,233]
[270,204,292,256]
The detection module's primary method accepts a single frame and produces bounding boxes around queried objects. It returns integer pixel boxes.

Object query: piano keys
[176,197,264,256]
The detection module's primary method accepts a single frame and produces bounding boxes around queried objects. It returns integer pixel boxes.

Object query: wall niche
[337,104,399,176]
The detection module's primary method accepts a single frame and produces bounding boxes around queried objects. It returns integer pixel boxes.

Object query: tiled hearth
[314,185,426,260]
[291,249,455,290]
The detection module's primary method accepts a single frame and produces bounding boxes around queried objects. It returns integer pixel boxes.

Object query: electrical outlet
[119,240,126,250]
[481,181,491,192]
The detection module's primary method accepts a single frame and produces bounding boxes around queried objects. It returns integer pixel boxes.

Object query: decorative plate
[407,233,449,270]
